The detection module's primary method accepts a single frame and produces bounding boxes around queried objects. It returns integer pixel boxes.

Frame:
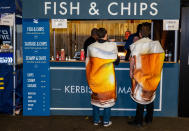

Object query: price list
[23,19,50,116]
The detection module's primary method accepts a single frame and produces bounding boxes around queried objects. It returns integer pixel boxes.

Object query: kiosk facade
[22,0,180,116]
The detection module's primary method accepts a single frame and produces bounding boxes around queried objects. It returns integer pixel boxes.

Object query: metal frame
[174,30,178,62]
[13,13,16,115]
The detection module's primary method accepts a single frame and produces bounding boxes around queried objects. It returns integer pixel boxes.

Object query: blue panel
[0,0,16,13]
[23,19,50,116]
[0,64,13,114]
[50,62,179,116]
[0,52,13,64]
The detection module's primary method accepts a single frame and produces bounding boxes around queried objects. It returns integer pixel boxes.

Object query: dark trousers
[135,102,154,124]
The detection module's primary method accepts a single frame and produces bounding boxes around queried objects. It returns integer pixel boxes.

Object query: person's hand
[133,36,139,43]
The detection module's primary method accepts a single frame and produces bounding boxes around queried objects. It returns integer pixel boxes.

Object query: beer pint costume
[130,38,165,104]
[86,41,118,108]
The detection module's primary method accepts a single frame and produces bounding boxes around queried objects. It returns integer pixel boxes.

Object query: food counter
[50,61,179,116]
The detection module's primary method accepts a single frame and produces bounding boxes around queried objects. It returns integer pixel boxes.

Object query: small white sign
[52,19,67,29]
[163,20,179,31]
[0,14,14,26]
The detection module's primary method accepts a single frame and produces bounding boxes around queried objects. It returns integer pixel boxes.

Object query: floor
[0,115,189,131]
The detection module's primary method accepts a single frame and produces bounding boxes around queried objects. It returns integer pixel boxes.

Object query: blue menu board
[23,19,50,116]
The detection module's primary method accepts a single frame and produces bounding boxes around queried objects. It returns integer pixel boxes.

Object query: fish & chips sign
[23,0,180,19]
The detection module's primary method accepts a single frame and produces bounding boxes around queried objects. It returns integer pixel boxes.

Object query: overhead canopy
[23,0,180,19]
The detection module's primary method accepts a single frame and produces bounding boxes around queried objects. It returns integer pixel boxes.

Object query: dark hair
[97,28,107,39]
[136,24,142,35]
[91,28,98,36]
[140,22,151,38]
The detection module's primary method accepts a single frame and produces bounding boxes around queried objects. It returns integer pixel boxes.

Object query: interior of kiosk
[49,19,178,62]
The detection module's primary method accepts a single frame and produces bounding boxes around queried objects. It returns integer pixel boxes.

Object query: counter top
[50,60,177,64]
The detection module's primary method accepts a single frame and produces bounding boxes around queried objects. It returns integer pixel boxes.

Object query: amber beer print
[131,53,165,104]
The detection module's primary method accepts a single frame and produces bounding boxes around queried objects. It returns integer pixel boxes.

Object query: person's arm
[125,48,131,61]
[113,42,120,65]
[129,56,135,79]
[114,56,120,65]
[125,35,135,61]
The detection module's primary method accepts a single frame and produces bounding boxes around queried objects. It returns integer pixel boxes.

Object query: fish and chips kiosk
[22,0,180,116]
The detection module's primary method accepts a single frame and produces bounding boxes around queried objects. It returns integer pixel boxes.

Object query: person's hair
[140,22,151,38]
[136,24,142,35]
[91,28,98,36]
[97,28,107,39]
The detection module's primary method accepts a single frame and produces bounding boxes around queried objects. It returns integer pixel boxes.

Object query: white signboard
[163,20,179,31]
[0,14,14,26]
[52,19,67,29]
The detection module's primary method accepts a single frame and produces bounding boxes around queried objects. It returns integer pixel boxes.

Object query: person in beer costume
[128,23,165,127]
[86,28,118,127]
